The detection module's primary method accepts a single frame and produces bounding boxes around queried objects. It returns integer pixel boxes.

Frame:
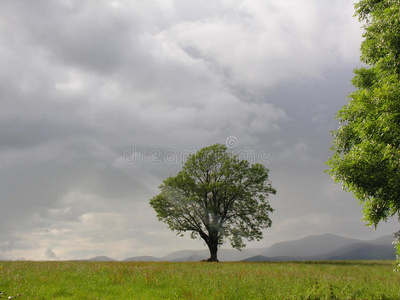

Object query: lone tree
[327,0,400,266]
[150,144,276,262]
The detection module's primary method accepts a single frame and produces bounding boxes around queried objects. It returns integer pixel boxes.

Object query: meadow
[0,260,399,300]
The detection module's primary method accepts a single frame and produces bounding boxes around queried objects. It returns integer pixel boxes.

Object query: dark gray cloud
[0,0,396,260]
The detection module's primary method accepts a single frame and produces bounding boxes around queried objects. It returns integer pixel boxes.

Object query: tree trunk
[199,231,219,262]
[206,240,219,262]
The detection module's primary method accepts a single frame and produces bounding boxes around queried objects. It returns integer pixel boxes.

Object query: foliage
[150,144,276,261]
[326,0,400,267]
[0,261,399,299]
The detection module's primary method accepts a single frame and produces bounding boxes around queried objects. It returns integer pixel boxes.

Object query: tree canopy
[327,0,400,267]
[150,144,276,261]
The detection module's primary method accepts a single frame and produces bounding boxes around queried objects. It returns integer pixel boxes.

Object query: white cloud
[166,0,362,91]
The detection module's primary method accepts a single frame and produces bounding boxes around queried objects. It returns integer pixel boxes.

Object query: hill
[122,256,161,262]
[242,238,396,262]
[86,256,117,262]
[241,255,279,262]
[161,248,263,262]
[261,233,360,257]
[170,254,206,262]
[89,233,394,262]
[161,233,395,262]
[319,243,395,260]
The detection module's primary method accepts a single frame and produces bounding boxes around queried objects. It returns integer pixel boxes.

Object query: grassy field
[0,260,399,300]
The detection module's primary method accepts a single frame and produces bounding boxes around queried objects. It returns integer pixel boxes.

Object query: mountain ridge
[245,242,395,262]
[82,233,395,262]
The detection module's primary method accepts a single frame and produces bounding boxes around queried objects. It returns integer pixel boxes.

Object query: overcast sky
[0,0,397,261]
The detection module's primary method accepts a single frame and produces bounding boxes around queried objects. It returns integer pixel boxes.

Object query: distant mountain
[262,233,360,257]
[120,233,395,262]
[216,248,262,261]
[242,255,279,262]
[243,240,396,262]
[319,243,395,260]
[86,256,117,262]
[170,254,206,262]
[122,256,161,262]
[369,234,394,245]
[162,250,201,261]
[161,248,261,262]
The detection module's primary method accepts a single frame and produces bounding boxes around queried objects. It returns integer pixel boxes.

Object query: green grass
[0,260,399,299]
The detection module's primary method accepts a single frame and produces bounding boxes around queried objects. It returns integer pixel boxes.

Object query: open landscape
[2,233,396,299]
[1,260,399,300]
[84,233,396,262]
[1,1,400,299]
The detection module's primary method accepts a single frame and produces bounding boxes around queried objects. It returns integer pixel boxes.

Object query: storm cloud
[0,0,396,260]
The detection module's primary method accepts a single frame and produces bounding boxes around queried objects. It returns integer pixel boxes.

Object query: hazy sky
[0,0,397,261]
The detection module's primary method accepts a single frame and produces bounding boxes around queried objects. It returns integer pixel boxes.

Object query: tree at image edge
[327,0,400,269]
